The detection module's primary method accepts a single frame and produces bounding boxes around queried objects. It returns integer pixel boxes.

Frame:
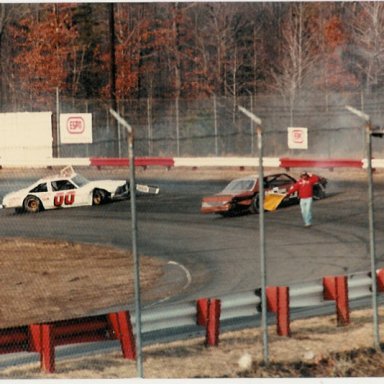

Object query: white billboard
[0,112,53,164]
[288,127,308,149]
[60,113,93,144]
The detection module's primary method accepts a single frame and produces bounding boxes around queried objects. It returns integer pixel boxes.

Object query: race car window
[52,180,76,191]
[72,174,89,187]
[222,179,255,192]
[30,183,48,193]
[269,175,293,187]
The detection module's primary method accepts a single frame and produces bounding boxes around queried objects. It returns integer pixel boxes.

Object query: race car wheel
[92,189,107,205]
[249,195,260,214]
[313,184,326,200]
[23,195,42,213]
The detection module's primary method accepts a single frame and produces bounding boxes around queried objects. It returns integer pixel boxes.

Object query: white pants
[300,197,313,226]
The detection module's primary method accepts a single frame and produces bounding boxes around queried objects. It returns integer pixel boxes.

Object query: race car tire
[249,195,260,214]
[313,184,326,200]
[219,211,235,217]
[92,189,107,205]
[23,195,42,213]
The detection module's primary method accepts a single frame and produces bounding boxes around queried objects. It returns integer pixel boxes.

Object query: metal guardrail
[136,302,197,333]
[135,268,380,341]
[133,269,377,335]
[348,271,373,299]
[289,280,325,307]
[0,268,381,371]
[220,290,260,320]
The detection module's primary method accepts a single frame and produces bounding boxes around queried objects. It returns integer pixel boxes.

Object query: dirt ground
[0,166,383,379]
[0,237,166,328]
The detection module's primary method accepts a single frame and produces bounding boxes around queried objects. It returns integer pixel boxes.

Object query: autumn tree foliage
[2,2,384,111]
[321,15,359,91]
[324,15,345,49]
[9,4,84,107]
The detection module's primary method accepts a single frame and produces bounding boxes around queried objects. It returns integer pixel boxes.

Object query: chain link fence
[4,90,384,159]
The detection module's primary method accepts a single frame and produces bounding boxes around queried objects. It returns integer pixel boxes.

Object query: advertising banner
[60,113,93,144]
[288,127,308,149]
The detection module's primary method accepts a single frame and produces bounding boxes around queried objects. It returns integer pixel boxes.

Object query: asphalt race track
[1,169,384,306]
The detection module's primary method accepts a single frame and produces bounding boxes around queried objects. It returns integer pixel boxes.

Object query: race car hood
[202,194,234,203]
[2,188,30,206]
[202,190,254,202]
[201,194,234,213]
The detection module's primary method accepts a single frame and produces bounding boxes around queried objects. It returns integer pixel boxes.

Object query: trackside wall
[0,112,53,165]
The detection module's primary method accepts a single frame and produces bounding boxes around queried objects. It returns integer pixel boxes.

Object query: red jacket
[287,174,320,199]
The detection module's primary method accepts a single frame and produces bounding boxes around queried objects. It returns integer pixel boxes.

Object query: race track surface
[1,168,384,306]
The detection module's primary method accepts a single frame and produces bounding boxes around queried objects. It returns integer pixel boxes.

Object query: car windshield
[221,178,256,193]
[71,174,90,188]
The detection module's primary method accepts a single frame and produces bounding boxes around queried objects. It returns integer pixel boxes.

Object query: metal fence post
[109,109,144,377]
[238,106,269,364]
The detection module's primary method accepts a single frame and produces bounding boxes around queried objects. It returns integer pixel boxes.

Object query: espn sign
[60,113,93,144]
[287,127,308,149]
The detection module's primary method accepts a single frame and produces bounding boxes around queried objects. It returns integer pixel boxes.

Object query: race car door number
[54,192,76,207]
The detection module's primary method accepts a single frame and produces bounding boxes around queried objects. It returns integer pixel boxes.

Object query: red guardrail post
[40,324,55,373]
[196,298,221,346]
[107,313,121,338]
[376,269,384,292]
[323,276,337,300]
[205,299,221,347]
[323,275,350,326]
[107,312,136,360]
[116,311,136,360]
[28,324,41,352]
[335,276,350,326]
[277,287,290,337]
[266,286,278,313]
[196,298,209,326]
[266,286,290,336]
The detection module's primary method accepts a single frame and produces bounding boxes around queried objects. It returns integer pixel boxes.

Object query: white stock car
[1,166,160,213]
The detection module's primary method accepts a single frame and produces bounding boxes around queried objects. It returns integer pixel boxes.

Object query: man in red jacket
[286,171,320,227]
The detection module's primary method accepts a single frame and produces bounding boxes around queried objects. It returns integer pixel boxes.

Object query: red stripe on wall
[90,157,175,167]
[280,158,363,169]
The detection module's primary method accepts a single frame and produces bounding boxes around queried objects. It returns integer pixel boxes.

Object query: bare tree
[270,3,320,124]
[347,2,384,93]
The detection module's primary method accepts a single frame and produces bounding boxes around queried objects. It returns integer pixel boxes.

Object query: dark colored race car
[201,172,327,216]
